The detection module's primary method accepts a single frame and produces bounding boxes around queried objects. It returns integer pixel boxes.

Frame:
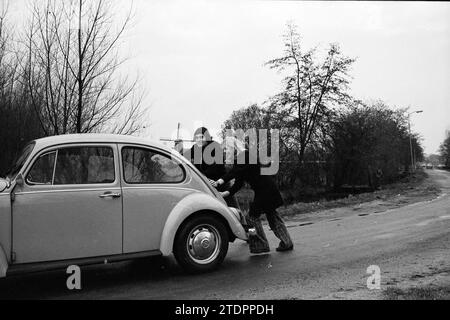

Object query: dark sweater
[185,140,225,181]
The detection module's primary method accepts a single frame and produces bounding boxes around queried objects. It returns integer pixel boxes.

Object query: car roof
[33,133,172,152]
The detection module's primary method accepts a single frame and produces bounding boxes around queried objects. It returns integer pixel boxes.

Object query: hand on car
[220,191,230,198]
[212,179,224,188]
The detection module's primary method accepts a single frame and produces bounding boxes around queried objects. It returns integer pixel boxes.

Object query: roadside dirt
[265,169,450,300]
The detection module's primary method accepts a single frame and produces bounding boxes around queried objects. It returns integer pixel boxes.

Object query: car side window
[122,147,185,184]
[54,146,115,185]
[26,152,56,185]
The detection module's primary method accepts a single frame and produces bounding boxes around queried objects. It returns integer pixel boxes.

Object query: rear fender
[159,192,247,255]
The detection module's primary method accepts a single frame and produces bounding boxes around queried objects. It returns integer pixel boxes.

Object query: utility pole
[408,109,423,172]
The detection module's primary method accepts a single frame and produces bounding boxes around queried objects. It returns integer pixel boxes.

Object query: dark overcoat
[221,150,283,212]
[184,140,225,181]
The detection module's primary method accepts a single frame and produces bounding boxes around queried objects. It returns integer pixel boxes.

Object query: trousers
[246,205,293,253]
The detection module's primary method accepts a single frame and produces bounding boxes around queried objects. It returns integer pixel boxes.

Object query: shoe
[276,244,293,252]
[250,247,270,254]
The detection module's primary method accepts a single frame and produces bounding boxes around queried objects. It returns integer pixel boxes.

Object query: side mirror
[10,173,24,202]
[0,180,7,193]
[15,173,24,187]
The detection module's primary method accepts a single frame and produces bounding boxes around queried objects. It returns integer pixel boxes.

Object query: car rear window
[122,147,185,184]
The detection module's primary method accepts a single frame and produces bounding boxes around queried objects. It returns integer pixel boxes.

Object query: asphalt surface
[1,170,449,299]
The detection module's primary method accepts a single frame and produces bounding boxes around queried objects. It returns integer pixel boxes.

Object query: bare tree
[265,22,355,166]
[0,0,44,175]
[0,0,14,94]
[22,0,146,136]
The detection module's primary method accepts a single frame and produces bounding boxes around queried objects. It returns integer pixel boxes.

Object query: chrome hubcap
[187,224,221,264]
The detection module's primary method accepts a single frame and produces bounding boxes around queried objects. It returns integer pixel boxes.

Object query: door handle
[99,192,121,199]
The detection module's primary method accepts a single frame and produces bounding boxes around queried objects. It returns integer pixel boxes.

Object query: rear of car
[0,134,247,277]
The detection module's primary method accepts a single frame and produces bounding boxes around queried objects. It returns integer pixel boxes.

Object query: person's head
[193,127,212,147]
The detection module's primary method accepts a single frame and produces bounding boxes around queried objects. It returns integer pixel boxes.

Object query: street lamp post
[408,109,423,172]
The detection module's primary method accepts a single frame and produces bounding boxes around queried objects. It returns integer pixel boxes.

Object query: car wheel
[173,215,229,273]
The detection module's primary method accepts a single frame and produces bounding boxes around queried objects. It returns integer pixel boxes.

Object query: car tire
[173,215,229,273]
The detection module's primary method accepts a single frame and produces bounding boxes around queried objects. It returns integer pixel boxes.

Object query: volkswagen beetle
[0,134,248,277]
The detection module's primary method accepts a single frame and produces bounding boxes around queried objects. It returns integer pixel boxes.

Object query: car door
[120,144,195,253]
[12,144,123,264]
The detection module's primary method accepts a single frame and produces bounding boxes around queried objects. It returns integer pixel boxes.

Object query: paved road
[1,170,449,299]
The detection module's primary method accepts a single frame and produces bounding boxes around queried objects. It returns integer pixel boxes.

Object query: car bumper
[228,207,253,240]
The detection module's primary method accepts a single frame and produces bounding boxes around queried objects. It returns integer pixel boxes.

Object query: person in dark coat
[188,127,225,181]
[212,136,293,253]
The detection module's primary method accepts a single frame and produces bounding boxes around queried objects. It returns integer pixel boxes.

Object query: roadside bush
[329,101,423,189]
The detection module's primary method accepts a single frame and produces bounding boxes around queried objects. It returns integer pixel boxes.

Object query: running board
[6,250,162,276]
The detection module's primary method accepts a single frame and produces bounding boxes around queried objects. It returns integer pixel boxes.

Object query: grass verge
[235,169,441,218]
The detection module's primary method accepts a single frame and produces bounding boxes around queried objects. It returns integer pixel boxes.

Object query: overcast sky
[9,0,450,154]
